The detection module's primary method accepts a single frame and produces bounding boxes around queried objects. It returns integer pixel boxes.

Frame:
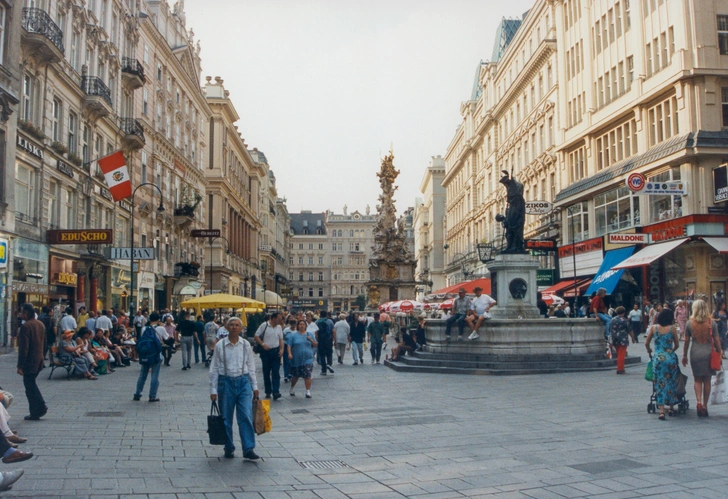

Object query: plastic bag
[709,370,728,405]
[253,398,272,435]
[645,360,654,382]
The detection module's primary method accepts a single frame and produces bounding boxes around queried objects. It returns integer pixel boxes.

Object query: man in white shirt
[94,310,113,333]
[333,314,350,364]
[466,286,496,340]
[209,317,259,460]
[253,312,284,400]
[58,308,77,333]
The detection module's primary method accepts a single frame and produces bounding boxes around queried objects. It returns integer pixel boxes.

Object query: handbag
[709,370,728,405]
[0,390,12,409]
[252,397,272,436]
[207,401,227,445]
[252,324,268,355]
[710,350,722,371]
[645,359,654,382]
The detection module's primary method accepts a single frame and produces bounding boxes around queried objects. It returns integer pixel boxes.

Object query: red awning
[541,279,591,295]
[563,279,593,297]
[432,278,491,296]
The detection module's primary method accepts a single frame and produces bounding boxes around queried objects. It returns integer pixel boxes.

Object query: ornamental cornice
[495,101,555,162]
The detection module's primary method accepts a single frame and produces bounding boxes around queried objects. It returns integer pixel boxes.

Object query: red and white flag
[97,150,132,202]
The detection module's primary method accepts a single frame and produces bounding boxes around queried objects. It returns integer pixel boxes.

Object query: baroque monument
[366,153,417,308]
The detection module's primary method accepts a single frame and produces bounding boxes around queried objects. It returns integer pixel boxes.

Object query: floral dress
[650,326,679,406]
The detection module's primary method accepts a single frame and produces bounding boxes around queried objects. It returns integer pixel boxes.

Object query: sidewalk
[0,339,725,498]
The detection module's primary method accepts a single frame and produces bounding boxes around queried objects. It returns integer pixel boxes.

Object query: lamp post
[129,183,164,317]
[207,235,230,295]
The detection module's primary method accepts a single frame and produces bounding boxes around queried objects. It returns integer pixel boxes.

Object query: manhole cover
[291,409,310,414]
[84,411,124,417]
[569,459,646,474]
[298,460,348,470]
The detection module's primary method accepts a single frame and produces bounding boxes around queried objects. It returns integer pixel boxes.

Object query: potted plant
[18,120,46,141]
[51,141,68,155]
[68,153,83,167]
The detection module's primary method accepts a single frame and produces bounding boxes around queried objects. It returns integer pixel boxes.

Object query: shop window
[647,168,682,223]
[594,186,640,236]
[566,202,589,242]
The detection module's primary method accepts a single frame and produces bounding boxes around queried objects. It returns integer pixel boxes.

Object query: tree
[353,295,367,311]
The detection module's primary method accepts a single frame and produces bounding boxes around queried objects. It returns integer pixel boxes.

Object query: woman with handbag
[645,308,680,420]
[682,299,723,417]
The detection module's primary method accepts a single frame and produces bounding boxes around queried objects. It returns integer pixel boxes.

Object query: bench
[48,346,75,380]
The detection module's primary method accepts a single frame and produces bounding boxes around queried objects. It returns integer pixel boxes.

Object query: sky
[184,0,535,215]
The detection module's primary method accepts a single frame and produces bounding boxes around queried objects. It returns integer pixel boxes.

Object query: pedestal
[487,253,540,319]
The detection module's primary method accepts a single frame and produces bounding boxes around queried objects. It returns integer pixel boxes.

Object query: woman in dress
[674,300,688,340]
[645,308,680,420]
[609,306,635,374]
[287,319,318,398]
[648,303,662,328]
[682,299,723,417]
[58,330,97,380]
[711,302,728,356]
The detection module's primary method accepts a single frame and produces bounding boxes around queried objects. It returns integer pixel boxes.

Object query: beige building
[288,211,329,311]
[414,156,446,298]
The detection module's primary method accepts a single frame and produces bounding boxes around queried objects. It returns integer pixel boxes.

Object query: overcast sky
[184,0,534,216]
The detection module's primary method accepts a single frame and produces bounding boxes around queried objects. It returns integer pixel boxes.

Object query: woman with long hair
[682,299,723,417]
[645,309,680,420]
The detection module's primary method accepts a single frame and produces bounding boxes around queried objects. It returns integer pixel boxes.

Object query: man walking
[315,311,335,374]
[445,288,471,341]
[175,312,196,370]
[133,310,147,337]
[334,314,350,364]
[253,312,284,400]
[367,313,386,364]
[349,314,366,365]
[17,303,47,420]
[209,317,259,460]
[465,286,496,340]
[193,315,206,364]
[133,312,165,402]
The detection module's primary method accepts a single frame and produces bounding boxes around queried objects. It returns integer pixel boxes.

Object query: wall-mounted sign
[0,239,7,269]
[627,173,686,195]
[526,239,557,250]
[714,164,728,203]
[108,247,154,260]
[12,282,49,294]
[558,237,604,279]
[626,172,646,192]
[52,272,78,286]
[608,233,648,245]
[525,201,552,215]
[647,224,687,243]
[191,229,221,238]
[56,160,74,178]
[17,134,43,158]
[47,229,113,245]
[100,188,112,201]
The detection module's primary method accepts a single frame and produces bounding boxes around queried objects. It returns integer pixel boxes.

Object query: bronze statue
[495,170,527,254]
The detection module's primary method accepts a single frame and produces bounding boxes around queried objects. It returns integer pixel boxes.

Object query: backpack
[137,326,162,364]
[316,319,332,344]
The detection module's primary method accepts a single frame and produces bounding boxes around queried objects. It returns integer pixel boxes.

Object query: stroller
[647,354,690,415]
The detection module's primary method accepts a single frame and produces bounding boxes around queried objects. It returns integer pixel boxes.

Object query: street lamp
[242,274,249,297]
[130,183,164,317]
[207,235,230,294]
[476,242,497,263]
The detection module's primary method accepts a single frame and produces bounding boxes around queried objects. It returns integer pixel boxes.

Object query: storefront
[48,255,78,312]
[111,267,131,312]
[137,271,155,311]
[11,237,49,341]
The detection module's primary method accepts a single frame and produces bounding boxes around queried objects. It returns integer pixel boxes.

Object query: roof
[289,212,327,236]
[491,18,522,62]
[470,61,487,101]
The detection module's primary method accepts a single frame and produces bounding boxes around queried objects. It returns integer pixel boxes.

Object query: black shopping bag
[207,401,227,445]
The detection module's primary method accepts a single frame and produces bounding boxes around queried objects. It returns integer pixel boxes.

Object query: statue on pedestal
[495,170,527,254]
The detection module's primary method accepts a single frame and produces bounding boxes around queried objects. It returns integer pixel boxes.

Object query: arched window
[350,285,354,295]
[349,230,354,237]
[331,285,337,294]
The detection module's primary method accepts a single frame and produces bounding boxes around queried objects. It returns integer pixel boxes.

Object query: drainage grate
[84,411,124,417]
[291,409,310,414]
[298,460,348,470]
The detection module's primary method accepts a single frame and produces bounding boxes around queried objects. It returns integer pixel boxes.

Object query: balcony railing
[119,118,145,142]
[121,57,146,82]
[81,76,112,106]
[22,8,64,54]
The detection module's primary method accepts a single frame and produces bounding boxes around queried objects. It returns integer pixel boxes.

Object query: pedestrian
[58,307,77,333]
[682,299,723,417]
[645,309,680,420]
[334,313,350,364]
[95,310,113,334]
[609,306,635,374]
[465,286,496,340]
[649,303,662,328]
[627,304,643,341]
[204,313,219,353]
[282,318,296,382]
[133,309,147,337]
[287,319,317,398]
[712,302,728,355]
[175,312,196,370]
[592,288,611,341]
[253,312,285,400]
[367,312,386,364]
[76,306,89,330]
[133,312,166,402]
[415,314,427,347]
[674,300,688,340]
[193,315,206,364]
[349,314,366,365]
[391,326,417,361]
[209,317,259,460]
[38,306,55,357]
[17,303,47,421]
[85,311,96,337]
[315,311,335,374]
[445,288,471,341]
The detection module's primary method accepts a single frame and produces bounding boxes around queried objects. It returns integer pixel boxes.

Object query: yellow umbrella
[180,293,266,325]
[236,306,266,314]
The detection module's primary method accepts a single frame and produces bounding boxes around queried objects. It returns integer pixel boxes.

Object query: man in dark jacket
[17,303,47,420]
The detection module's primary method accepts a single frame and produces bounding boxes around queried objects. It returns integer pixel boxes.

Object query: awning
[564,279,593,298]
[611,238,688,269]
[703,237,728,254]
[585,246,636,296]
[430,277,491,296]
[541,278,591,295]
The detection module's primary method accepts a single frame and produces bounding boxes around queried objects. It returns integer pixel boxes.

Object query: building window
[308,243,313,250]
[318,271,323,281]
[65,188,75,229]
[143,88,149,115]
[308,272,313,281]
[648,167,682,223]
[318,288,323,297]
[82,125,89,163]
[308,287,313,297]
[568,146,586,182]
[318,243,324,250]
[15,163,36,221]
[298,243,303,249]
[719,15,728,55]
[722,88,728,127]
[49,180,59,227]
[594,186,639,236]
[298,272,303,281]
[647,96,679,146]
[298,256,303,265]
[68,112,78,153]
[22,75,35,123]
[308,256,313,265]
[52,99,62,142]
[318,256,324,265]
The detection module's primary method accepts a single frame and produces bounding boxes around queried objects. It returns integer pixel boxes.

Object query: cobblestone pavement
[0,339,726,498]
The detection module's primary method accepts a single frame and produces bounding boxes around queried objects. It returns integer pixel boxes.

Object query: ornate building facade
[414,156,446,298]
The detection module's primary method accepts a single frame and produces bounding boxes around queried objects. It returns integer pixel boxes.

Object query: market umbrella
[439,299,454,310]
[180,293,266,325]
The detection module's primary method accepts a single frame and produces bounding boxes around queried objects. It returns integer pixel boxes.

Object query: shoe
[133,394,141,401]
[353,362,358,365]
[90,370,98,376]
[148,398,160,402]
[697,403,704,417]
[704,406,709,417]
[182,366,188,371]
[289,390,295,397]
[187,365,191,369]
[273,393,281,401]
[320,371,327,376]
[457,336,463,341]
[371,359,375,364]
[9,443,16,449]
[658,413,666,420]
[224,451,234,458]
[305,392,312,399]
[265,393,271,399]
[328,367,335,374]
[0,469,24,491]
[668,409,675,417]
[616,370,626,374]
[6,435,27,445]
[468,332,479,340]
[243,450,260,460]
[2,450,33,464]
[376,361,380,364]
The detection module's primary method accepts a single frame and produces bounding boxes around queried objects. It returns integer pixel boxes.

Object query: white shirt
[216,327,229,340]
[59,315,77,332]
[255,321,284,349]
[628,309,643,322]
[154,325,169,342]
[471,294,496,315]
[209,337,258,394]
[95,315,113,331]
[306,322,319,335]
[334,320,350,343]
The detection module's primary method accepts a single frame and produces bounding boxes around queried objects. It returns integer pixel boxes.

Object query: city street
[0,340,726,499]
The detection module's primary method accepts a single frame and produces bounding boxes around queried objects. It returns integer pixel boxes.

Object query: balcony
[121,57,146,90]
[119,118,145,151]
[174,262,200,278]
[21,8,64,63]
[81,76,112,118]
[173,205,195,226]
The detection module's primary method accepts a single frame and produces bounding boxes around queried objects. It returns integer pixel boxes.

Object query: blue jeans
[445,313,466,337]
[598,313,612,340]
[282,352,291,379]
[370,340,382,362]
[351,341,364,363]
[135,361,161,399]
[218,375,255,455]
[194,336,205,363]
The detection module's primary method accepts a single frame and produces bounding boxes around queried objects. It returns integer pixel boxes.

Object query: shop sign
[52,272,77,286]
[525,201,552,215]
[108,247,154,260]
[558,237,604,279]
[626,172,646,192]
[119,200,132,212]
[526,240,557,251]
[608,233,648,245]
[17,134,43,158]
[47,229,113,245]
[714,164,728,203]
[191,229,221,238]
[291,299,327,309]
[113,268,131,287]
[139,272,155,288]
[536,269,555,286]
[100,188,112,201]
[12,282,49,294]
[641,181,686,196]
[558,237,603,258]
[56,160,74,178]
[0,239,7,269]
[647,225,686,243]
